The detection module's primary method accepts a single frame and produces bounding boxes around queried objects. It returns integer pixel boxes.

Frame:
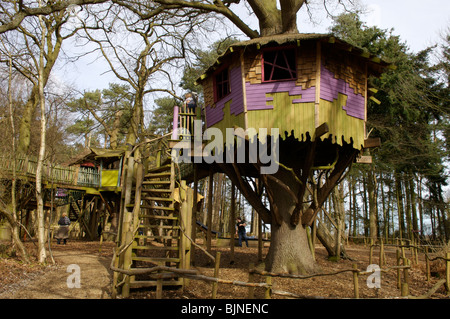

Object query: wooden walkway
[0,155,101,189]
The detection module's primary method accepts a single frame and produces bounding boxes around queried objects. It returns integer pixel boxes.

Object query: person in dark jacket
[236,217,249,247]
[55,213,71,244]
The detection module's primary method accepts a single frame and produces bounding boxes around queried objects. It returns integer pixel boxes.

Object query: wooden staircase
[128,160,184,289]
[113,142,193,297]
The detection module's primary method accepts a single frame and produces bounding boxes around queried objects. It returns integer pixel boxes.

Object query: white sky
[296,0,450,53]
[57,1,450,92]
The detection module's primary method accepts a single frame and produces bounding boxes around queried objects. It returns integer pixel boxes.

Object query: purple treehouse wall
[245,81,316,110]
[205,64,365,128]
[320,65,365,120]
[205,66,244,127]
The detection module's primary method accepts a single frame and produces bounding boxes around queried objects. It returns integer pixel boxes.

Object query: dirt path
[0,242,114,299]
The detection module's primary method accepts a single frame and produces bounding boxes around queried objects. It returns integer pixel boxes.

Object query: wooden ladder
[112,137,193,298]
[127,158,185,291]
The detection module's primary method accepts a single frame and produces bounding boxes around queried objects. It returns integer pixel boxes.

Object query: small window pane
[215,68,230,100]
[263,48,297,82]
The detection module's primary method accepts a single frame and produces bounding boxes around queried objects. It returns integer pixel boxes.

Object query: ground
[0,239,448,299]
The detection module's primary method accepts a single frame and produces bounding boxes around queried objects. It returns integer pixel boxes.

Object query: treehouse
[195,33,388,170]
[68,147,125,192]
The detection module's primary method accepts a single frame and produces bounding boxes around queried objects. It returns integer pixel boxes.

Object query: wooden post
[425,249,430,282]
[369,238,373,265]
[265,276,272,299]
[206,169,213,254]
[396,250,401,289]
[401,282,409,297]
[190,164,198,266]
[401,256,410,297]
[247,263,255,299]
[211,251,221,299]
[379,239,385,266]
[403,257,410,290]
[156,277,163,299]
[307,226,315,260]
[172,106,179,140]
[120,155,135,298]
[414,241,419,265]
[352,264,359,299]
[446,252,450,294]
[229,182,236,264]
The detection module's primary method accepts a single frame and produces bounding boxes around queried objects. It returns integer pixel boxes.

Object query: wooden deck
[0,155,102,191]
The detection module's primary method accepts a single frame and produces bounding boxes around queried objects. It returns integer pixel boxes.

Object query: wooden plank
[314,122,329,139]
[364,137,381,148]
[356,155,372,164]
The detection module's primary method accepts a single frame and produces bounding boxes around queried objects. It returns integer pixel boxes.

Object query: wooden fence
[110,244,450,299]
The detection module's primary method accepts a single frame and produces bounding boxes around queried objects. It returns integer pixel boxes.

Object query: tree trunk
[332,184,346,261]
[352,176,358,237]
[247,0,282,37]
[417,176,424,236]
[247,0,303,36]
[367,166,378,240]
[36,11,47,263]
[395,174,406,239]
[212,173,224,231]
[17,15,63,155]
[264,170,317,274]
[362,176,369,237]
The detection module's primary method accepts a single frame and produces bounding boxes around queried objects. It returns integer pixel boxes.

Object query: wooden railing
[0,155,100,188]
[172,105,201,141]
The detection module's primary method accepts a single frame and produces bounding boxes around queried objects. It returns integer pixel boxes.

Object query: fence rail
[0,155,100,188]
[109,243,450,299]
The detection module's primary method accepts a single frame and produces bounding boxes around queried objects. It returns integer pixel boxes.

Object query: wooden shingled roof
[196,33,392,84]
[67,147,125,166]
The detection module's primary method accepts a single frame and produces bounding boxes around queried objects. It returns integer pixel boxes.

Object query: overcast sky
[297,0,450,53]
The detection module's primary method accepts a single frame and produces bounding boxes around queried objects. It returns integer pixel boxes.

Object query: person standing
[236,217,249,247]
[55,213,71,245]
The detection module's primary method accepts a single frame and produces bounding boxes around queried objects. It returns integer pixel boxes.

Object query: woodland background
[0,1,449,262]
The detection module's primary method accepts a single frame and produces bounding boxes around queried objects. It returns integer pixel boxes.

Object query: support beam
[229,182,236,264]
[364,137,381,149]
[290,124,328,226]
[302,149,359,226]
[206,169,213,254]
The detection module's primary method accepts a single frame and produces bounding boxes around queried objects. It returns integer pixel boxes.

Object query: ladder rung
[142,181,171,185]
[145,172,171,178]
[147,164,171,174]
[141,188,172,193]
[138,225,180,230]
[133,245,179,251]
[131,256,180,263]
[135,235,180,240]
[140,205,175,211]
[142,196,174,202]
[139,215,178,221]
[129,279,183,288]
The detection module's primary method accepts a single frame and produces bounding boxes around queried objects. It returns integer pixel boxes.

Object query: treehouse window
[262,47,297,82]
[214,67,230,101]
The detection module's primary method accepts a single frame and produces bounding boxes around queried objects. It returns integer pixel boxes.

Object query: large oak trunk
[264,170,317,274]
